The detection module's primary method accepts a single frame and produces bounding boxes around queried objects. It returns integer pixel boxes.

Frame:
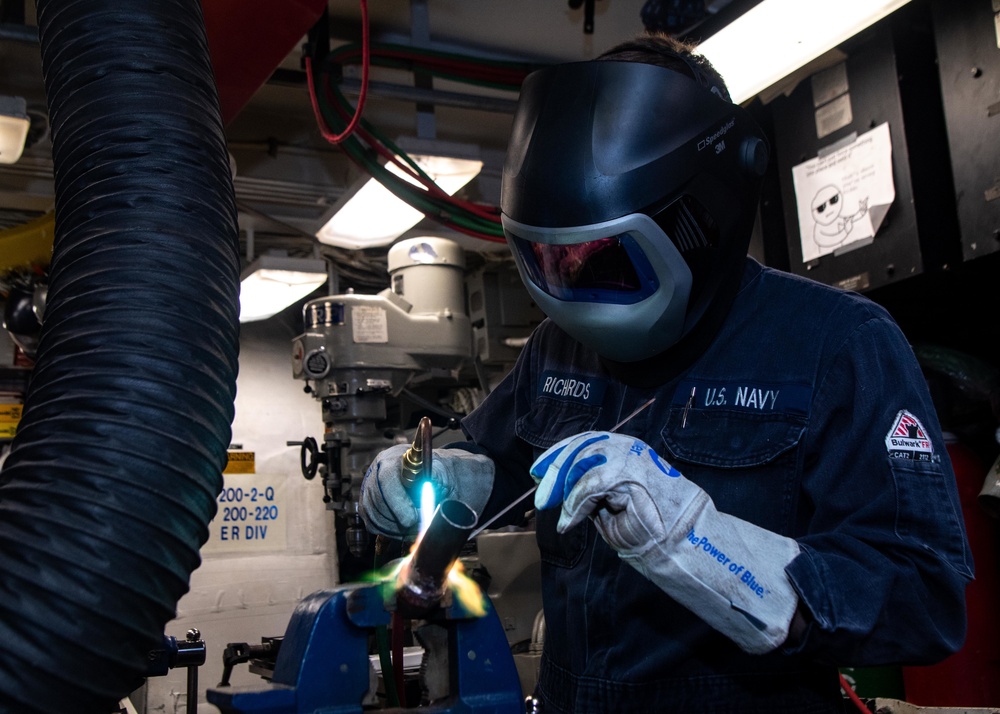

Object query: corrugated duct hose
[0,0,240,711]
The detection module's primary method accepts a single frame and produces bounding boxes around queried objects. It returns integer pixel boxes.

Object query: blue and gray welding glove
[359,444,495,537]
[531,431,800,654]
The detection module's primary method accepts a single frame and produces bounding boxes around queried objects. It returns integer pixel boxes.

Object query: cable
[320,96,505,241]
[371,548,400,709]
[304,22,543,245]
[315,78,505,241]
[304,0,369,145]
[234,200,388,288]
[391,610,408,708]
[375,624,399,707]
[400,387,465,422]
[839,672,874,714]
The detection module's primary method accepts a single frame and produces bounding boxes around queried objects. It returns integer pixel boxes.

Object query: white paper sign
[791,122,895,263]
[203,473,287,554]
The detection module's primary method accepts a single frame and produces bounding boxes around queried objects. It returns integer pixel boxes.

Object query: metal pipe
[396,498,477,616]
[0,23,39,43]
[266,69,520,113]
[339,77,519,114]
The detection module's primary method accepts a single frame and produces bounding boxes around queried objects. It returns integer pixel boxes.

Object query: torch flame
[386,486,487,616]
[419,480,436,534]
[447,559,486,617]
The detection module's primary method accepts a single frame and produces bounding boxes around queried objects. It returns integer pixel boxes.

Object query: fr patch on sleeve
[885,410,935,462]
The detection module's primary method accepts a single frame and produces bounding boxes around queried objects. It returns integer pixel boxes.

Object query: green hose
[374,549,400,708]
[376,623,400,707]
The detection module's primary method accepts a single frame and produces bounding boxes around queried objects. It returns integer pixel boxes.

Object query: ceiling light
[316,139,483,250]
[697,0,914,104]
[0,96,30,165]
[239,254,327,323]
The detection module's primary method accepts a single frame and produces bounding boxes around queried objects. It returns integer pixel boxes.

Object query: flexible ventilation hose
[0,0,240,711]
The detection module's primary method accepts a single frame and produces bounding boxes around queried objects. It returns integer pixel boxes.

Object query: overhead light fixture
[239,254,327,323]
[697,0,914,104]
[0,96,30,165]
[316,138,483,250]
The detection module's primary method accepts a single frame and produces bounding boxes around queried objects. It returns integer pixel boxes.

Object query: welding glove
[532,431,801,654]
[359,444,495,537]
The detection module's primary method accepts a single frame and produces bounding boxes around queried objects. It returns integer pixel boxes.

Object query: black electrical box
[932,0,1000,261]
[768,3,962,292]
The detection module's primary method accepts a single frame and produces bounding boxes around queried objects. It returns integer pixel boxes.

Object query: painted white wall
[143,317,338,714]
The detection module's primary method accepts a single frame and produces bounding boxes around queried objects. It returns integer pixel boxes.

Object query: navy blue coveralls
[458,258,972,714]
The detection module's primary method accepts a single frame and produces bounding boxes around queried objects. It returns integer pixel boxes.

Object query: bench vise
[207,500,524,714]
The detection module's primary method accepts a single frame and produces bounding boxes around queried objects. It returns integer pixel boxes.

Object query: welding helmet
[501,59,768,362]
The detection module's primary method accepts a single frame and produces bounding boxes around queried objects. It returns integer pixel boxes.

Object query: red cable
[391,611,407,707]
[305,0,370,144]
[839,672,874,714]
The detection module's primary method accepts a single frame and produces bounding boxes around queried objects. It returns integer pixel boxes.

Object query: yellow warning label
[0,404,22,439]
[0,404,22,420]
[224,451,256,474]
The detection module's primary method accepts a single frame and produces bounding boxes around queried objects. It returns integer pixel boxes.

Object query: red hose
[306,0,369,144]
[840,672,874,714]
[391,611,407,707]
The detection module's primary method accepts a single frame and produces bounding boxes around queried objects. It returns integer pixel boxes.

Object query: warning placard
[0,404,22,439]
[351,305,389,343]
[224,451,256,474]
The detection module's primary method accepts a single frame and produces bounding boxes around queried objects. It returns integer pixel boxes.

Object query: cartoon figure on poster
[810,185,869,248]
[792,123,895,264]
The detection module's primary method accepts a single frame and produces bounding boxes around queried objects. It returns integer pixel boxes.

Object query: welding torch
[399,415,434,493]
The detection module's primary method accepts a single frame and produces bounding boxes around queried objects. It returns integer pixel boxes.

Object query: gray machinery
[290,236,473,567]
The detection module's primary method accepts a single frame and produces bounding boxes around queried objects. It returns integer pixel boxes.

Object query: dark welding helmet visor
[501,59,768,362]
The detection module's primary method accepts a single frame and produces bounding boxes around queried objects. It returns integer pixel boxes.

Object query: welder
[360,32,972,713]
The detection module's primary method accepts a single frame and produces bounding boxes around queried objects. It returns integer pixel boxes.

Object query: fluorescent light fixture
[0,96,30,165]
[239,254,327,323]
[316,139,483,250]
[697,0,914,104]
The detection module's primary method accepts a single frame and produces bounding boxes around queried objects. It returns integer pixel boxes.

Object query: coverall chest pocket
[516,397,601,568]
[660,406,806,534]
